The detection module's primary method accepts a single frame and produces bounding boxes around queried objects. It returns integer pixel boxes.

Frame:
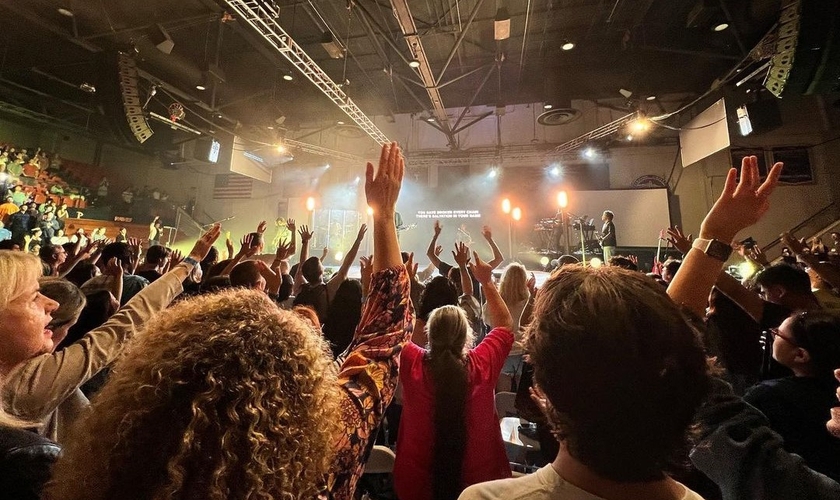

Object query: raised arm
[482,225,505,269]
[293,225,313,295]
[470,251,512,330]
[332,225,367,284]
[426,220,443,268]
[452,241,473,297]
[783,232,840,289]
[667,156,782,317]
[221,233,256,276]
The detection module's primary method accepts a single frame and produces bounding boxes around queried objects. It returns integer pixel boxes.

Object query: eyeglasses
[769,328,799,347]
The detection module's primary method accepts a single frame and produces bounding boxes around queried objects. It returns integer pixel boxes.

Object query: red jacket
[394,327,513,500]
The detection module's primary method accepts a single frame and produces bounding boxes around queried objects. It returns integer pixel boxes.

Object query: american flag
[213,174,253,199]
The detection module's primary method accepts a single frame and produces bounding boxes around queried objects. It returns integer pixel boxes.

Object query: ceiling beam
[219,0,389,145]
[389,0,455,147]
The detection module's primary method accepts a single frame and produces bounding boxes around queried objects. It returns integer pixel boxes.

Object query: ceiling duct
[537,107,582,126]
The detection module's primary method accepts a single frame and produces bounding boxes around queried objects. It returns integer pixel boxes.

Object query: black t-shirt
[601,221,616,247]
[745,376,840,481]
[136,269,163,283]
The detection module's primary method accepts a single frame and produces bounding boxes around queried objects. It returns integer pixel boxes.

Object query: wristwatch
[691,238,733,262]
[184,256,200,267]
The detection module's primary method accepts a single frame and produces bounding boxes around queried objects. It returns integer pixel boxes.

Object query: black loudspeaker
[765,0,840,97]
[117,53,154,143]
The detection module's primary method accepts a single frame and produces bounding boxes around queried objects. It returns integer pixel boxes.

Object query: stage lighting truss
[550,112,640,155]
[222,0,390,146]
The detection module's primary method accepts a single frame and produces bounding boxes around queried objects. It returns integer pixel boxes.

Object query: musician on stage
[600,210,617,260]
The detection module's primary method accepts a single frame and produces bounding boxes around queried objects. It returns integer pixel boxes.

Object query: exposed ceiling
[0,0,783,152]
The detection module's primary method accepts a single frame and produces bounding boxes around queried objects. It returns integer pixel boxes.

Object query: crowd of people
[1,145,839,500]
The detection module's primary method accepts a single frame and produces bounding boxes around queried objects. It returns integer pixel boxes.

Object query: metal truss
[550,112,640,155]
[284,137,365,164]
[221,0,390,146]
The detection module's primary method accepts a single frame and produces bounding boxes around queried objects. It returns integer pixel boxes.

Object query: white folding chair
[364,445,396,475]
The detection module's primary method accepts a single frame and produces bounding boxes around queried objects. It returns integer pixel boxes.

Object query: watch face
[708,240,733,261]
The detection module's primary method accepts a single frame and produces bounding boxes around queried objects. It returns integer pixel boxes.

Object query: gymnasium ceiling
[0,0,783,150]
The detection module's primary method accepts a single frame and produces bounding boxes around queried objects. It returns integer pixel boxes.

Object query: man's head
[526,266,710,482]
[754,264,813,307]
[144,245,171,267]
[4,196,12,204]
[229,261,266,291]
[100,242,133,273]
[301,256,323,284]
[601,210,614,222]
[662,259,682,284]
[39,244,67,267]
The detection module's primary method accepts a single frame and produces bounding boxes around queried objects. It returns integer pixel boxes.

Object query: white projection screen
[567,188,670,247]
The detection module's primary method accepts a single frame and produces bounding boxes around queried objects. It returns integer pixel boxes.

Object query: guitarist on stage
[599,210,617,260]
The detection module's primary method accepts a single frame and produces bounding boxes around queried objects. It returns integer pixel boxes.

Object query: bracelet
[184,256,200,267]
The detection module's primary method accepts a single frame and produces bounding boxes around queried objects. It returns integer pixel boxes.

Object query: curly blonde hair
[46,289,342,500]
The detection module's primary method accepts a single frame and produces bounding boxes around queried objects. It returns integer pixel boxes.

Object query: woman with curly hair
[46,142,413,500]
[45,289,342,500]
[395,251,513,500]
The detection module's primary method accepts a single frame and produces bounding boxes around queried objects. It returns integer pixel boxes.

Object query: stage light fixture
[335,251,344,262]
[320,31,346,59]
[543,103,553,110]
[502,198,511,214]
[409,60,421,68]
[626,134,634,141]
[583,147,596,159]
[354,176,361,183]
[488,168,499,178]
[550,166,560,176]
[367,206,374,216]
[494,7,511,41]
[561,41,575,51]
[713,23,729,32]
[276,144,287,153]
[590,257,603,269]
[629,118,650,133]
[324,164,331,169]
[282,73,294,81]
[306,197,316,211]
[512,207,522,221]
[540,256,550,267]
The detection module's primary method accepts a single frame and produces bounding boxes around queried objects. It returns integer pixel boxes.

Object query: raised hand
[452,242,471,267]
[169,249,184,269]
[189,224,222,261]
[320,246,329,262]
[404,252,418,282]
[468,251,493,285]
[256,220,267,234]
[433,220,441,236]
[748,244,769,267]
[700,155,782,242]
[225,233,234,259]
[628,254,639,266]
[127,237,142,257]
[365,142,404,214]
[527,272,537,294]
[359,254,373,293]
[781,232,808,256]
[482,225,492,239]
[434,245,442,257]
[275,238,294,261]
[298,225,314,243]
[287,218,296,233]
[239,233,257,256]
[828,369,840,438]
[356,223,368,242]
[666,226,693,255]
[104,257,123,276]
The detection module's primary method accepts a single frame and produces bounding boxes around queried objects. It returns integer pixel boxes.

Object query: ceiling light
[267,125,274,130]
[336,120,345,125]
[626,134,634,141]
[713,23,729,32]
[79,82,96,93]
[494,7,511,41]
[561,41,576,51]
[426,116,435,122]
[195,84,206,91]
[409,60,421,68]
[488,168,498,178]
[276,144,287,153]
[543,103,553,110]
[57,8,74,17]
[320,32,346,59]
[282,73,293,81]
[629,118,650,133]
[550,165,560,176]
[646,95,656,101]
[583,147,596,159]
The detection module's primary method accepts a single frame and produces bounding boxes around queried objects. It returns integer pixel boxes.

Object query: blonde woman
[0,226,221,442]
[483,263,532,387]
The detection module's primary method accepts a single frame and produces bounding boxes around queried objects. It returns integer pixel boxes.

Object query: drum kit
[532,213,601,254]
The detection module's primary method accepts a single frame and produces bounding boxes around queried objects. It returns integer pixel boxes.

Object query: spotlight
[626,134,634,141]
[629,118,650,133]
[276,144,287,153]
[543,103,553,110]
[561,41,575,51]
[366,206,374,216]
[713,23,729,32]
[335,251,344,262]
[539,256,550,267]
[557,191,568,209]
[549,165,561,177]
[583,147,595,159]
[306,197,316,211]
[354,176,361,183]
[590,257,603,269]
[324,164,331,169]
[512,207,522,221]
[646,95,656,101]
[736,104,753,136]
[488,168,498,178]
[409,60,421,68]
[502,198,511,214]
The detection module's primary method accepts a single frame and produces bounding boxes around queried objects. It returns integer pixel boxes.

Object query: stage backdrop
[563,188,670,248]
